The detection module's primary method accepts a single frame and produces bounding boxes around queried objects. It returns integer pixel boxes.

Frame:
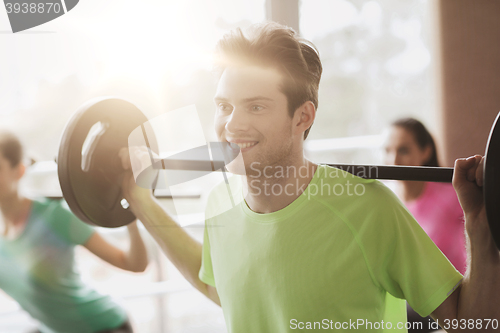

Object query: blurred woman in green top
[0,130,149,333]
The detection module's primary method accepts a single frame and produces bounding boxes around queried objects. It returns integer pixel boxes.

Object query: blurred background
[1,0,499,332]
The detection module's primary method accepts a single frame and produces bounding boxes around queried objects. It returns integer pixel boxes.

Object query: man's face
[214,65,296,176]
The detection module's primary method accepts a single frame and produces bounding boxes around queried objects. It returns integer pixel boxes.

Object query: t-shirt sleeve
[50,200,95,245]
[358,181,463,317]
[199,221,216,287]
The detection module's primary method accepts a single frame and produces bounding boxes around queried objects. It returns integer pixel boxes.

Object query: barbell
[57,97,500,250]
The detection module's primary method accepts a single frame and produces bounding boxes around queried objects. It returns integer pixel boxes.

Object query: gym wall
[437,0,500,167]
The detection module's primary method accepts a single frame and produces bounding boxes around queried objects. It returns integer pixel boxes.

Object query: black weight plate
[58,97,158,227]
[484,112,500,250]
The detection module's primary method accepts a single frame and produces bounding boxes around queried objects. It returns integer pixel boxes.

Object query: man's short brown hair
[215,22,322,139]
[0,130,23,167]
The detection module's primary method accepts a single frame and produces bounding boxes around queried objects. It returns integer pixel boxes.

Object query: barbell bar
[57,98,500,250]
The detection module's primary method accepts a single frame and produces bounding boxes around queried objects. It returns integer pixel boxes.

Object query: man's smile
[227,140,259,152]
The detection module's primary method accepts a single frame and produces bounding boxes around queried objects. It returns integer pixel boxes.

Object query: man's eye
[218,104,232,112]
[251,105,263,112]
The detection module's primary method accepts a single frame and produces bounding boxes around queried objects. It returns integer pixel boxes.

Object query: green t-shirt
[199,164,463,332]
[0,199,127,333]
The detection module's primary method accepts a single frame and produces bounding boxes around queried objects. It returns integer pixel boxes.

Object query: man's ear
[293,101,316,136]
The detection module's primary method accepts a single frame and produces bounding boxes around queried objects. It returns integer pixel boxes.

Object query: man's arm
[431,155,500,332]
[119,147,221,306]
[132,196,220,305]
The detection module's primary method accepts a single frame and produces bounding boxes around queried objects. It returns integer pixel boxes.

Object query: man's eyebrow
[213,96,274,103]
[213,96,228,102]
[242,96,274,103]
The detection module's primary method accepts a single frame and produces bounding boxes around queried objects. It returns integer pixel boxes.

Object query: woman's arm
[82,220,149,273]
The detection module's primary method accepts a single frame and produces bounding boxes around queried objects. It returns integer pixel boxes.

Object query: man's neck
[242,158,318,214]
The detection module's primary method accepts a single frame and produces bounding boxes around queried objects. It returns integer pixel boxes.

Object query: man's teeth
[235,142,257,149]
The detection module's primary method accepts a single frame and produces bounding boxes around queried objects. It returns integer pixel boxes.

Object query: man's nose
[225,108,249,133]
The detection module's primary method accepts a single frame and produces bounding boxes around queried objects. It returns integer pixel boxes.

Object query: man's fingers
[466,155,482,183]
[453,155,484,186]
[454,156,475,180]
[119,147,131,170]
[476,156,485,187]
[466,156,479,182]
[118,146,158,183]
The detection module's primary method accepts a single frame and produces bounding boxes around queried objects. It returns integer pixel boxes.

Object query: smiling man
[121,22,500,332]
[212,64,318,210]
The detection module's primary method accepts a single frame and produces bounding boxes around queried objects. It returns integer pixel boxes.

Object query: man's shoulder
[310,165,409,229]
[205,175,244,219]
[207,174,243,200]
[317,164,378,183]
[313,164,398,204]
